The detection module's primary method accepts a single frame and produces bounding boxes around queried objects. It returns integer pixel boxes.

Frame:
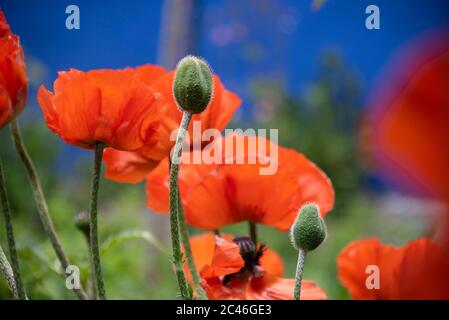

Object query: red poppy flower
[103,68,241,183]
[146,134,334,231]
[337,237,449,299]
[0,10,27,129]
[358,33,449,299]
[37,67,167,151]
[187,233,327,300]
[102,148,160,184]
[366,30,449,200]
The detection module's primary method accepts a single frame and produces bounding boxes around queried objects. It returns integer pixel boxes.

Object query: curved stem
[89,142,106,300]
[249,222,257,244]
[169,111,192,299]
[10,119,88,300]
[0,155,26,299]
[294,249,307,300]
[0,244,18,299]
[177,193,207,299]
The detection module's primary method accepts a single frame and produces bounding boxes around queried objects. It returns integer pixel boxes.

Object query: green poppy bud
[173,55,213,114]
[290,203,326,251]
[74,211,90,236]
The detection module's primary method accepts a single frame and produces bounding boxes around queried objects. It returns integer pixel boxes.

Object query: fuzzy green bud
[173,55,213,114]
[290,204,326,251]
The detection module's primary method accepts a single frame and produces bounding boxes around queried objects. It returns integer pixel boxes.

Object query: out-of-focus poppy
[355,31,449,300]
[0,10,27,129]
[337,237,449,299]
[188,233,327,300]
[37,67,166,151]
[146,134,334,231]
[103,68,241,183]
[365,30,449,201]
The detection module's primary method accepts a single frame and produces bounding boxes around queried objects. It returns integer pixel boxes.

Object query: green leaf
[18,246,61,275]
[100,230,166,257]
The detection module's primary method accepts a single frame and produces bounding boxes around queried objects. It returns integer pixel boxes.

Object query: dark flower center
[222,236,266,285]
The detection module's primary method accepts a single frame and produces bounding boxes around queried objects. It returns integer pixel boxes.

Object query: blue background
[2,0,449,114]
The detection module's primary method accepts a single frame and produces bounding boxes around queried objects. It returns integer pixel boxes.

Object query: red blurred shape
[367,29,449,201]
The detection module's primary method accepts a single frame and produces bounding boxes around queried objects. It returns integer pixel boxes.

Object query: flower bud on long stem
[290,203,326,300]
[169,55,213,299]
[173,56,213,114]
[169,111,193,300]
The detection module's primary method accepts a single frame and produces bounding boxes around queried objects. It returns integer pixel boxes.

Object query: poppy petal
[103,69,241,181]
[149,134,335,231]
[38,68,164,151]
[0,10,27,129]
[396,238,449,299]
[103,148,159,184]
[259,247,284,277]
[201,236,244,278]
[368,32,449,200]
[337,237,403,300]
[248,275,327,300]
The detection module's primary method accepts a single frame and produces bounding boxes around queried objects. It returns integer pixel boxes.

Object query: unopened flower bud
[290,204,326,251]
[173,55,213,114]
[75,211,90,236]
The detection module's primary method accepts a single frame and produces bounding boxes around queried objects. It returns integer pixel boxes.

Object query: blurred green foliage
[0,51,423,300]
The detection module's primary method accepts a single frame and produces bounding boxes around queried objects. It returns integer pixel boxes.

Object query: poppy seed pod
[290,203,326,251]
[173,55,213,114]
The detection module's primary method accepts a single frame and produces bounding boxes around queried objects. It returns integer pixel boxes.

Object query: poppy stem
[10,119,89,300]
[89,142,106,300]
[177,192,207,300]
[0,243,19,298]
[74,212,97,299]
[0,155,26,299]
[294,249,307,300]
[79,230,97,299]
[169,111,193,300]
[85,234,98,300]
[249,222,257,244]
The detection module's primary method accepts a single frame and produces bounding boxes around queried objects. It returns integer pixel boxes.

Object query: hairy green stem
[249,222,257,244]
[0,155,26,299]
[0,244,18,299]
[89,142,106,300]
[169,111,192,299]
[10,119,88,300]
[86,234,97,300]
[177,193,207,299]
[78,226,97,299]
[294,249,307,300]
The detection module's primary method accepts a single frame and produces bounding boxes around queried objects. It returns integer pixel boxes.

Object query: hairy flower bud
[290,203,326,251]
[173,55,213,114]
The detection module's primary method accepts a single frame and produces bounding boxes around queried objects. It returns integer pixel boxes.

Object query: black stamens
[222,236,267,285]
